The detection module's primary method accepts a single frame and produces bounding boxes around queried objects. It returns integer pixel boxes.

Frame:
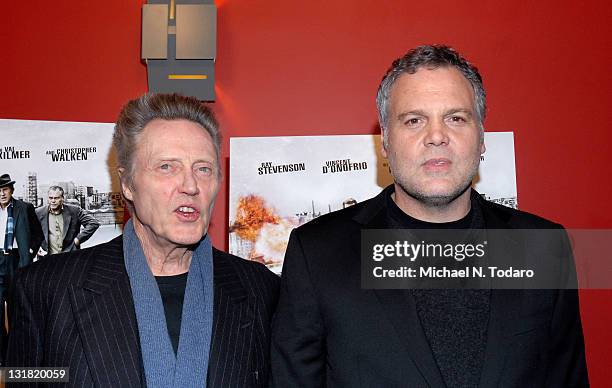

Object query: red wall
[2,0,611,384]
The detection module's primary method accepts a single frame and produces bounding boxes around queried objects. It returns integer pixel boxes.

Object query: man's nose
[179,170,200,195]
[423,119,450,146]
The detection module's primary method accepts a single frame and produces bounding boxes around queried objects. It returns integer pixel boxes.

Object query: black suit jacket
[271,188,588,387]
[5,199,43,275]
[7,236,279,387]
[35,204,100,253]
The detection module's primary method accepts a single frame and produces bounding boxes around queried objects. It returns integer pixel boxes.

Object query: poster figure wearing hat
[0,173,43,361]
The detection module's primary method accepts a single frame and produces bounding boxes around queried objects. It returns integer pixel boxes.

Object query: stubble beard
[398,179,472,207]
[392,157,480,208]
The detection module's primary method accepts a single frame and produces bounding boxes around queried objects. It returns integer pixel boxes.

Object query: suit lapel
[62,208,71,241]
[12,201,29,260]
[40,209,50,243]
[373,289,446,387]
[354,187,445,387]
[69,238,144,388]
[478,289,523,387]
[207,251,255,388]
[11,200,22,230]
[478,198,525,387]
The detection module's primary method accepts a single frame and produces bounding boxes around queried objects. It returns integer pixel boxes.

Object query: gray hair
[376,45,486,146]
[48,185,64,197]
[113,93,221,184]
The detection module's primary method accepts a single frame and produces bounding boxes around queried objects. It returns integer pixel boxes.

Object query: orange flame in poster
[231,195,280,242]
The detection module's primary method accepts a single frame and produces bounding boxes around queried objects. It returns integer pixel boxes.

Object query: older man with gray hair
[8,93,279,387]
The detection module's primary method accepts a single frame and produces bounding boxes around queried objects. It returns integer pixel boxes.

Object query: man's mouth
[421,158,453,175]
[423,158,452,167]
[175,205,200,220]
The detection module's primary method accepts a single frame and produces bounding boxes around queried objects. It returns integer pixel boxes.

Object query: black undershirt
[386,189,491,388]
[155,272,188,355]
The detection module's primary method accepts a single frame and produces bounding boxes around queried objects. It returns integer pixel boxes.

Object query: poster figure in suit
[36,186,100,255]
[7,94,279,387]
[271,45,588,387]
[0,173,43,363]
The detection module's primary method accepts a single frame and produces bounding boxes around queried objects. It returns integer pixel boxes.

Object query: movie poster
[229,132,517,273]
[0,119,123,248]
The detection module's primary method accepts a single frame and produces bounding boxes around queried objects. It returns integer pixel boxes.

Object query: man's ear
[118,168,134,201]
[380,127,388,158]
[480,126,486,155]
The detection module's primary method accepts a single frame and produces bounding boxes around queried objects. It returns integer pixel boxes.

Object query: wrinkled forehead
[393,67,474,99]
[136,119,219,165]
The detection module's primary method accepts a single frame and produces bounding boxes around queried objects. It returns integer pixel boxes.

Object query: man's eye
[405,118,421,126]
[160,163,171,170]
[449,116,466,123]
[198,166,213,174]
